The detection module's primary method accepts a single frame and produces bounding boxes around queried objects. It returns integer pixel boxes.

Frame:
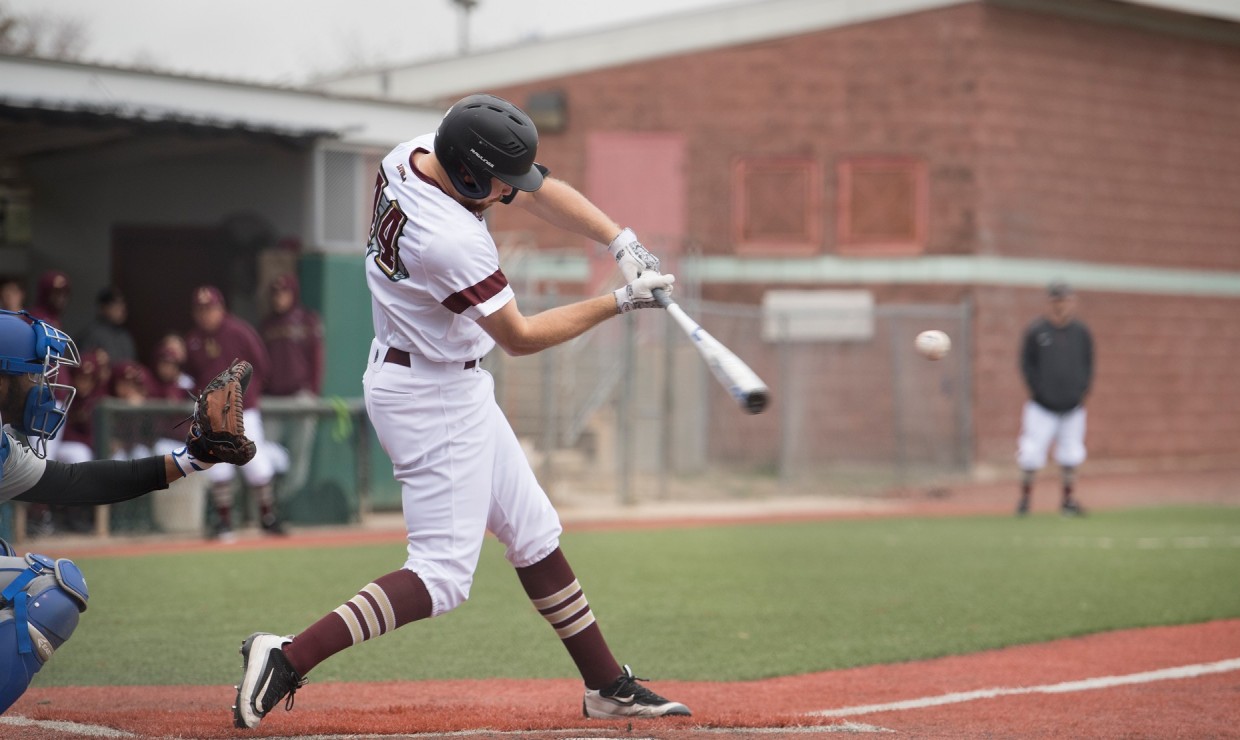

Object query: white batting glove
[614,272,675,314]
[607,228,661,282]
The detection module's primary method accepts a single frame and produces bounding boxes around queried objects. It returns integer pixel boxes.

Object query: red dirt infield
[7,619,1240,739]
[5,468,1240,738]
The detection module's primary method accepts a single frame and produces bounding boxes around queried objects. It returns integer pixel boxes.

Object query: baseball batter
[232,94,687,729]
[1016,281,1094,516]
[0,309,248,713]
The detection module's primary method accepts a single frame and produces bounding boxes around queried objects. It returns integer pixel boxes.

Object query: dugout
[0,54,442,539]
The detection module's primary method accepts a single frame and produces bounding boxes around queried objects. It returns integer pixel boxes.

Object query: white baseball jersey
[365,134,515,363]
[361,134,561,618]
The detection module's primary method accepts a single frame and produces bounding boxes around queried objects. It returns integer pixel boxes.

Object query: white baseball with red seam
[914,330,951,360]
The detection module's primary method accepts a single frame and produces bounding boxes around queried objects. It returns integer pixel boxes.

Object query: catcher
[0,309,256,714]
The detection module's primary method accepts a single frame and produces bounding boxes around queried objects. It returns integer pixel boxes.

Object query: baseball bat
[652,288,770,414]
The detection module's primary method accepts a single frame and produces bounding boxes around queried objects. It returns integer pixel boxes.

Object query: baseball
[915,330,951,360]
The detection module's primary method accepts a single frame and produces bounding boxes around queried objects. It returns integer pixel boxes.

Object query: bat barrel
[743,388,770,414]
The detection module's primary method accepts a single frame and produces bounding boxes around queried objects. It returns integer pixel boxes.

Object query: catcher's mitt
[186,359,257,465]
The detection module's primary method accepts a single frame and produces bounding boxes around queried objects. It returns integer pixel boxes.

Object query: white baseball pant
[1017,400,1087,471]
[363,341,562,618]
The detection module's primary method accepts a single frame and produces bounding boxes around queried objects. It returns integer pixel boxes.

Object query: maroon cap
[193,285,225,308]
[39,270,70,293]
[111,360,151,392]
[78,347,111,377]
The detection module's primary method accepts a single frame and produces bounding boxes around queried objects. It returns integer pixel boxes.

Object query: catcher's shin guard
[0,552,89,713]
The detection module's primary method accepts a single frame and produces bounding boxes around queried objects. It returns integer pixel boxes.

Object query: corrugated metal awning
[0,97,333,158]
[0,54,442,153]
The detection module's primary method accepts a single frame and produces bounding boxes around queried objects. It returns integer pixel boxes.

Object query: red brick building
[319,0,1240,473]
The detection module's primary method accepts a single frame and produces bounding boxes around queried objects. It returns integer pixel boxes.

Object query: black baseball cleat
[583,665,692,719]
[210,522,237,543]
[1016,499,1030,517]
[1060,499,1086,517]
[232,632,305,729]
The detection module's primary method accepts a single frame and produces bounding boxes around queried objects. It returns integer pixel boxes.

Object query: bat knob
[651,287,673,308]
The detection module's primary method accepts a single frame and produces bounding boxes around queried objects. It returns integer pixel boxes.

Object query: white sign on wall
[761,290,875,342]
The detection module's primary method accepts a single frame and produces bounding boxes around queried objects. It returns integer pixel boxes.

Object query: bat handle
[652,287,674,308]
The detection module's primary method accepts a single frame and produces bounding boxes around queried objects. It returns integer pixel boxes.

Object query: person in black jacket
[1016,281,1094,516]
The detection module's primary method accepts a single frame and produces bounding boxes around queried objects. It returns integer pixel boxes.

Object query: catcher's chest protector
[0,547,89,713]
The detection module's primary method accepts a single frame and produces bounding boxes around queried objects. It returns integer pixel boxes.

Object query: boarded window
[732,158,821,255]
[838,158,927,255]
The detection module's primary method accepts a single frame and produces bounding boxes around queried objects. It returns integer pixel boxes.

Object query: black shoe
[1016,499,1030,517]
[1061,499,1085,517]
[260,518,288,536]
[583,665,691,719]
[233,633,305,729]
[210,522,237,543]
[27,510,56,538]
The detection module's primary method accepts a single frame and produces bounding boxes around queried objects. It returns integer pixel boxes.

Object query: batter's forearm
[516,178,621,246]
[484,295,618,356]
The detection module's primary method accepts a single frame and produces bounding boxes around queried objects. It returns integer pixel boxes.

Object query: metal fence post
[618,313,635,506]
[540,288,560,493]
[659,306,675,499]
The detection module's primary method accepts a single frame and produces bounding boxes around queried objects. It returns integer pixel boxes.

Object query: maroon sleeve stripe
[442,270,508,314]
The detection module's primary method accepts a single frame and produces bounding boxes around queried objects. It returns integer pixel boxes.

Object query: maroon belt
[384,347,477,370]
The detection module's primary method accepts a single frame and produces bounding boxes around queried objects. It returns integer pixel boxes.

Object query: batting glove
[615,272,675,314]
[608,228,661,282]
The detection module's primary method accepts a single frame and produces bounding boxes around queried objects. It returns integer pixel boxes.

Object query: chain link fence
[490,293,974,507]
[1,296,972,542]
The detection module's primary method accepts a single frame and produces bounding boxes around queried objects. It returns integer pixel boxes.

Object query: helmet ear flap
[447,159,492,200]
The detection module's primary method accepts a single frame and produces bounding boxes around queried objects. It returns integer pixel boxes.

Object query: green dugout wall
[299,252,403,514]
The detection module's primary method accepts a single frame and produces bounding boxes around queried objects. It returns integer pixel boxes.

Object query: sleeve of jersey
[425,234,515,320]
[0,431,48,503]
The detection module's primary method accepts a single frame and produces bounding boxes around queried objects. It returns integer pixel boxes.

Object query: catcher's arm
[15,457,169,504]
[170,359,257,478]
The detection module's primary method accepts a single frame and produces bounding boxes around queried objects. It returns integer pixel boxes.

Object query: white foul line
[806,657,1240,718]
[0,715,135,737]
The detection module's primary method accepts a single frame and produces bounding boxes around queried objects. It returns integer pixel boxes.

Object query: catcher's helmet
[434,94,545,200]
[0,310,80,458]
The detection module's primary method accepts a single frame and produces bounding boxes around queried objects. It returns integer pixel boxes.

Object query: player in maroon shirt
[260,274,323,397]
[259,274,324,502]
[184,286,282,541]
[31,271,70,330]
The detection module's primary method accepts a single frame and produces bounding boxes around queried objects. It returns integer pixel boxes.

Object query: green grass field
[39,505,1240,687]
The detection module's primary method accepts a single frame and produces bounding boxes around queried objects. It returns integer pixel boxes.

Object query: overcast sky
[5,0,744,85]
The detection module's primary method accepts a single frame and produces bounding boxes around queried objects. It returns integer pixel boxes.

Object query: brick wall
[976,5,1240,268]
[486,3,986,257]
[473,2,1240,469]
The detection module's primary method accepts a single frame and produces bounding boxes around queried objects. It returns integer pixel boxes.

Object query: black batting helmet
[434,94,545,200]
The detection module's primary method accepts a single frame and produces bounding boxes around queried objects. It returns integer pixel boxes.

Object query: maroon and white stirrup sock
[282,568,432,677]
[517,547,622,690]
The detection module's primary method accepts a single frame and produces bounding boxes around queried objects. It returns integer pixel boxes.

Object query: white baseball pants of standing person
[362,340,562,617]
[1017,400,1087,470]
